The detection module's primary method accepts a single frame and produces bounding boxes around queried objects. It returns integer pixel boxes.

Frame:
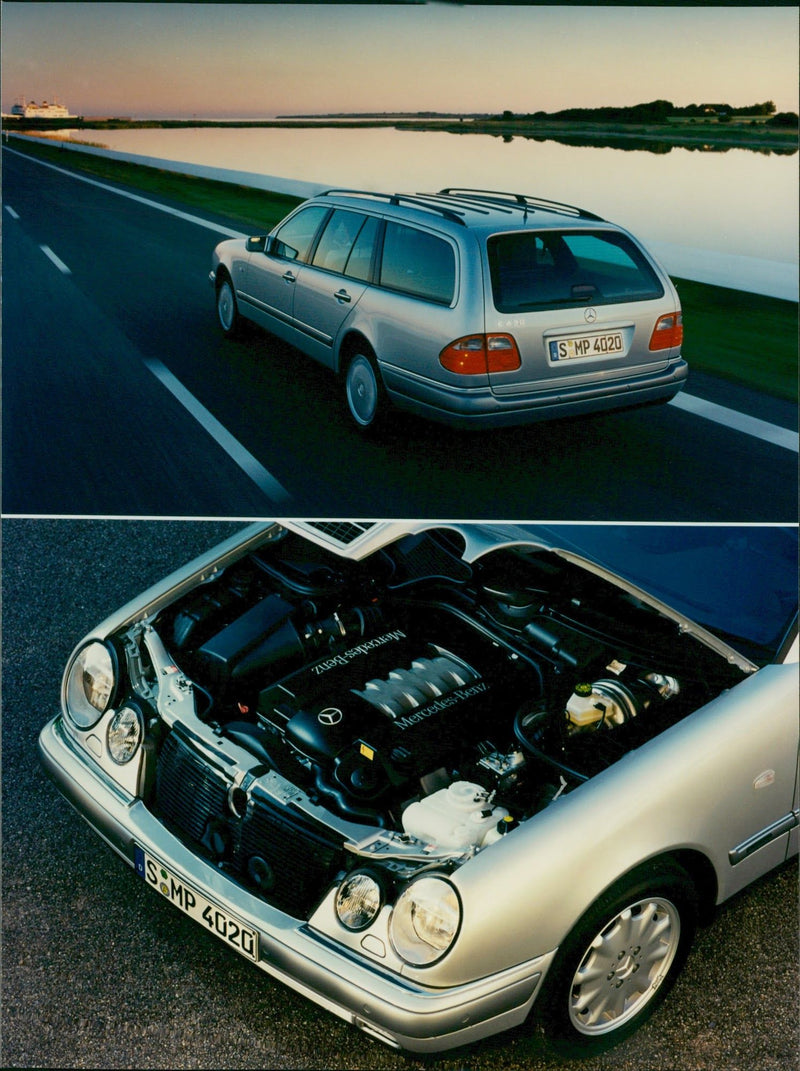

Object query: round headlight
[335,870,384,931]
[107,705,143,764]
[65,642,116,729]
[389,876,461,966]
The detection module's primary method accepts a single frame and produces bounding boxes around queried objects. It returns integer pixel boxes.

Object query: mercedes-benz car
[210,188,687,431]
[39,521,798,1055]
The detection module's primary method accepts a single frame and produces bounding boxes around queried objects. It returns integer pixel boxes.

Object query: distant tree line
[675,101,776,117]
[495,100,797,125]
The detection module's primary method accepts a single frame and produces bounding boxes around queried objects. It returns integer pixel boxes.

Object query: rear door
[484,228,681,396]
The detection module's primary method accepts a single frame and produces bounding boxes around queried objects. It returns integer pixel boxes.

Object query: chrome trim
[239,291,295,328]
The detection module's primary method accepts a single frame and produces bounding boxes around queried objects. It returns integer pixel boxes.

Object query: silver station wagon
[39,521,798,1055]
[210,188,687,430]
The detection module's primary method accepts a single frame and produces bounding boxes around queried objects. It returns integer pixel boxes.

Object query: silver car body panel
[39,521,798,1052]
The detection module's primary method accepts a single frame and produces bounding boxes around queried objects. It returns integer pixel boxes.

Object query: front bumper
[38,715,553,1053]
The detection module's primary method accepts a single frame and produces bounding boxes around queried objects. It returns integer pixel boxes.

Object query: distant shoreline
[3,115,797,153]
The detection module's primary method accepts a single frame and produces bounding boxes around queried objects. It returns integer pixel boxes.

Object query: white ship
[10,96,76,119]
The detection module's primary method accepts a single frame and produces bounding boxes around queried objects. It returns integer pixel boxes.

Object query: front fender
[402,663,798,988]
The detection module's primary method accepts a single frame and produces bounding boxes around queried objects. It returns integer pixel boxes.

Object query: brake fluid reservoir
[565,682,607,729]
[402,781,509,851]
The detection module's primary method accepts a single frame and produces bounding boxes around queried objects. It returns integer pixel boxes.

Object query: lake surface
[76,126,799,298]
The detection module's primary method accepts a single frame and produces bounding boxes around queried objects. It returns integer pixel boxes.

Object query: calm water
[76,126,798,298]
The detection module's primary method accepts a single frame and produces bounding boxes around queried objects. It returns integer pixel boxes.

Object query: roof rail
[319,189,468,226]
[407,193,494,217]
[437,188,605,222]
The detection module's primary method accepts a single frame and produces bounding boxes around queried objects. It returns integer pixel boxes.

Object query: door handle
[282,271,297,283]
[334,289,352,303]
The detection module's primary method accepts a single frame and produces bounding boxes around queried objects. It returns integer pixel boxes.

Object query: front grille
[237,797,344,916]
[156,731,229,842]
[155,730,346,918]
[304,521,375,545]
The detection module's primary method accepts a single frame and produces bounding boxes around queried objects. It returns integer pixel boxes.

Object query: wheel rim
[568,896,681,1036]
[218,281,235,331]
[346,355,379,426]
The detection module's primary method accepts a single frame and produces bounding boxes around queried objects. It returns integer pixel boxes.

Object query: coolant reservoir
[402,781,509,851]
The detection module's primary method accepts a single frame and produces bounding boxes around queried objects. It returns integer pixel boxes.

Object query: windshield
[531,525,798,664]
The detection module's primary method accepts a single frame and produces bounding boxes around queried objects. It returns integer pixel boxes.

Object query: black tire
[216,273,241,338]
[343,348,389,433]
[539,859,698,1057]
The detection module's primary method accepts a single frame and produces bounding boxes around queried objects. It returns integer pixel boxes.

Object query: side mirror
[246,235,268,253]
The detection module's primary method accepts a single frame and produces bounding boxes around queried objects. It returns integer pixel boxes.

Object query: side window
[271,206,329,262]
[343,216,380,282]
[312,210,369,275]
[379,222,456,304]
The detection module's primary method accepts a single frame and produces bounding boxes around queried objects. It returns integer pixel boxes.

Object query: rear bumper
[382,359,688,429]
[38,714,553,1053]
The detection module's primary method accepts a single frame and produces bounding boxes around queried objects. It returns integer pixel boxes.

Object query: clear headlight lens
[389,876,461,965]
[65,641,115,729]
[335,871,383,931]
[107,705,143,764]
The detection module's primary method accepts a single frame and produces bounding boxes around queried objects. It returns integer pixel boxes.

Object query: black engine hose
[513,703,589,783]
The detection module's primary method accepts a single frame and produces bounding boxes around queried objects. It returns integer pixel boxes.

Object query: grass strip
[5,135,302,228]
[6,135,797,402]
[673,278,797,403]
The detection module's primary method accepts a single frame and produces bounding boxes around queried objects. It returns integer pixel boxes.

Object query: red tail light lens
[649,311,683,351]
[440,334,521,375]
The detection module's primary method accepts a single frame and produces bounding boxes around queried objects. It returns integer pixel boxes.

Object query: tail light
[440,334,521,375]
[649,311,683,351]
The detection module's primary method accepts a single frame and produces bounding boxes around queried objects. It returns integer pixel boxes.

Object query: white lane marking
[4,205,20,219]
[669,392,798,454]
[5,146,245,238]
[143,358,291,505]
[11,145,797,457]
[40,244,72,275]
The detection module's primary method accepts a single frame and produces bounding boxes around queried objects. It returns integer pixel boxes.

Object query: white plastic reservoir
[401,781,509,851]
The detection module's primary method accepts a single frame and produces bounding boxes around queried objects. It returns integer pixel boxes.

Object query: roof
[315,187,610,236]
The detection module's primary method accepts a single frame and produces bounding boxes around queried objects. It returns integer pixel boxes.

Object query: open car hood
[282,520,770,675]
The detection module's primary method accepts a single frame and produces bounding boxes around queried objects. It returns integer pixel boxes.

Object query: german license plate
[135,847,259,961]
[549,332,624,361]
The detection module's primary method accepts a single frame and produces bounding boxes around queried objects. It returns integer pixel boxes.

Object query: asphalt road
[2,146,797,521]
[2,519,798,1071]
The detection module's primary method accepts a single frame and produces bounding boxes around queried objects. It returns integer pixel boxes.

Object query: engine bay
[140,527,745,866]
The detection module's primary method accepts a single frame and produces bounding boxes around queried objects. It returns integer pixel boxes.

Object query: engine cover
[256,607,539,807]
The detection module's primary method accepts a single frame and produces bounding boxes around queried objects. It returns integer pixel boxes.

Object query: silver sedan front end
[38,713,554,1052]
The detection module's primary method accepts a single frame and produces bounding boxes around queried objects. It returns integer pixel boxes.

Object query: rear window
[380,222,456,304]
[488,230,664,312]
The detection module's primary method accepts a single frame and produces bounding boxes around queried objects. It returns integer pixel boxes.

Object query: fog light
[107,705,143,764]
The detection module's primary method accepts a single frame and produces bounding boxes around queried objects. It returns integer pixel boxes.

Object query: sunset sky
[2,3,798,119]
